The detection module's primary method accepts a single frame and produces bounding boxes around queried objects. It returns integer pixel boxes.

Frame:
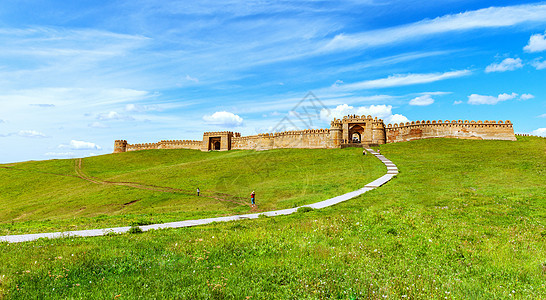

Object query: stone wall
[124,140,201,151]
[114,116,517,153]
[385,120,516,143]
[231,129,332,150]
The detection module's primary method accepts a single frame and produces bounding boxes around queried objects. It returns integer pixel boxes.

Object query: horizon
[1,1,546,163]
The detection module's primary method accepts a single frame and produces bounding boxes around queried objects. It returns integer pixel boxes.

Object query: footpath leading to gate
[0,149,398,243]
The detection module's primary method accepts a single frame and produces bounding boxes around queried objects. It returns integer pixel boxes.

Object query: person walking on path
[197,187,200,196]
[250,191,256,206]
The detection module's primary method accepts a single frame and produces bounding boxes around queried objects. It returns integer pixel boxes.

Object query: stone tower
[114,140,128,153]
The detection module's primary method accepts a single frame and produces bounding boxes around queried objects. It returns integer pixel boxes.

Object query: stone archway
[214,141,221,150]
[351,132,361,143]
[349,124,365,143]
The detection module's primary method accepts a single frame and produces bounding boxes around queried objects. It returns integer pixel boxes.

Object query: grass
[0,148,384,234]
[0,136,545,299]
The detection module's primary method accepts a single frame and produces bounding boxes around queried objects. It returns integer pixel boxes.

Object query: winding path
[0,149,398,243]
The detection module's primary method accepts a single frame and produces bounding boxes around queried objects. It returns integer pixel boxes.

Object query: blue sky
[1,0,545,163]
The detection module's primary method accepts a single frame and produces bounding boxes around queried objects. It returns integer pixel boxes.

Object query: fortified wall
[385,119,517,143]
[114,115,516,153]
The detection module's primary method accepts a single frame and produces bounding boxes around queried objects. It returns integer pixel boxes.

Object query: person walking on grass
[197,187,200,196]
[250,191,256,206]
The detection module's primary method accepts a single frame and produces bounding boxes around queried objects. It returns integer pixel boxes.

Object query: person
[250,191,255,206]
[363,150,367,155]
[197,187,200,196]
[377,149,381,154]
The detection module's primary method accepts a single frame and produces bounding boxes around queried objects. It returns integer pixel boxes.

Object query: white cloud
[45,152,75,157]
[485,58,523,73]
[537,113,546,118]
[322,4,546,52]
[125,103,161,112]
[520,93,534,100]
[320,104,409,124]
[409,95,434,106]
[531,58,546,70]
[185,75,199,83]
[203,111,243,126]
[88,122,109,128]
[97,111,134,121]
[453,100,463,105]
[30,104,55,108]
[333,70,471,91]
[17,130,46,138]
[59,140,102,150]
[524,31,546,52]
[531,128,546,137]
[0,119,5,123]
[468,93,518,105]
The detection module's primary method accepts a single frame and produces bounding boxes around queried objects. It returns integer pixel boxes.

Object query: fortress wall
[158,140,202,150]
[231,129,332,150]
[126,142,160,151]
[385,120,516,143]
[126,140,202,151]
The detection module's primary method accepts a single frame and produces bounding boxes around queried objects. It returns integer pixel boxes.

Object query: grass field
[0,148,384,235]
[0,137,545,299]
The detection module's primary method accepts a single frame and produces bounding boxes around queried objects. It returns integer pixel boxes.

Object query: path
[0,149,398,243]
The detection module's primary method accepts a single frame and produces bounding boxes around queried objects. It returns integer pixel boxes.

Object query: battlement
[386,119,513,129]
[203,131,238,136]
[114,115,516,153]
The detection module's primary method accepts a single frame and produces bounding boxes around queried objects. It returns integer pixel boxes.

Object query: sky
[1,0,545,163]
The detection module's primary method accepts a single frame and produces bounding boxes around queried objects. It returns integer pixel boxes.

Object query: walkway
[0,149,398,243]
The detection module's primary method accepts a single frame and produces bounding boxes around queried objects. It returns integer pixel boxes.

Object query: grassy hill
[0,148,384,235]
[0,137,545,299]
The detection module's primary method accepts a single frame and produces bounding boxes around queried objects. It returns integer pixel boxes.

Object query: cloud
[453,100,463,105]
[125,103,161,112]
[322,4,546,52]
[185,75,199,83]
[17,130,47,138]
[59,140,101,150]
[520,93,534,100]
[531,58,546,70]
[45,152,75,157]
[485,58,523,73]
[531,128,546,137]
[409,95,434,106]
[537,113,546,118]
[467,93,518,105]
[97,111,134,121]
[30,104,55,108]
[320,104,409,124]
[524,31,546,52]
[0,119,5,123]
[203,111,243,126]
[88,122,109,128]
[333,70,471,91]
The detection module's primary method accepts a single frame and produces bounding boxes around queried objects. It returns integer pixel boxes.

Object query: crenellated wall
[231,129,332,150]
[121,139,202,152]
[114,116,517,153]
[385,120,516,143]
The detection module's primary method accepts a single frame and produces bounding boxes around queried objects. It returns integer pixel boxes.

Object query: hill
[0,148,384,235]
[0,137,544,298]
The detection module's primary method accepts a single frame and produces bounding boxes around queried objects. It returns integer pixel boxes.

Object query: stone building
[114,115,516,153]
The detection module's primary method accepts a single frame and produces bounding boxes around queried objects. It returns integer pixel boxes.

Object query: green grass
[0,148,384,235]
[0,137,545,299]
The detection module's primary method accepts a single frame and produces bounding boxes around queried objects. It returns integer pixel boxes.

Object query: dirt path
[74,159,250,207]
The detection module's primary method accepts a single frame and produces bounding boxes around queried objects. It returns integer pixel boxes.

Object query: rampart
[385,120,516,143]
[114,115,516,153]
[231,129,332,150]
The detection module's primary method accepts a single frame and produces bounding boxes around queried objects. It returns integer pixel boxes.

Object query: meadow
[0,137,544,299]
[0,148,384,234]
